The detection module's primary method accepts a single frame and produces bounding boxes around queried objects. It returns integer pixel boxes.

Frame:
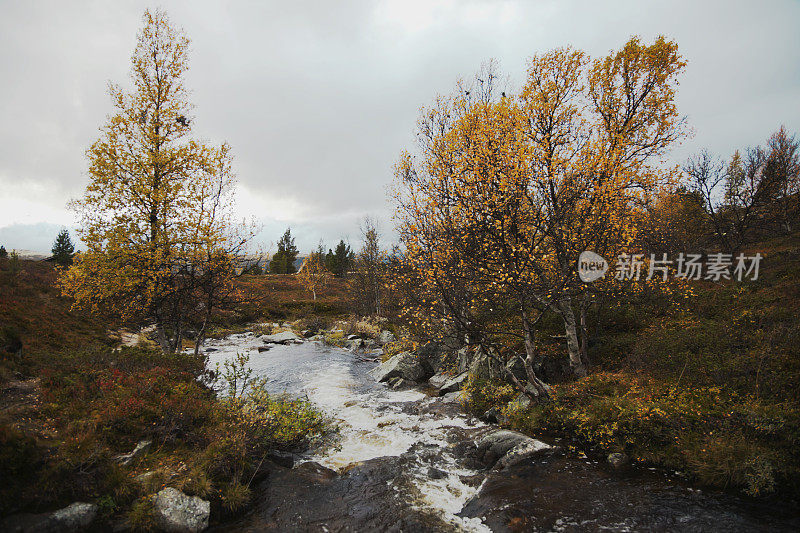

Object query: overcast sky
[1,0,799,253]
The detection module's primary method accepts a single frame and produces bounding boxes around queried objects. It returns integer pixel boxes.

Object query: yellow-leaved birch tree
[394,37,686,395]
[60,9,253,353]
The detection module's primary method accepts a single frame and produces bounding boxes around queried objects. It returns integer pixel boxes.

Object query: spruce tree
[51,229,75,266]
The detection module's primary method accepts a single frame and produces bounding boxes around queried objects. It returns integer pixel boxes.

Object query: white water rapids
[203,332,491,532]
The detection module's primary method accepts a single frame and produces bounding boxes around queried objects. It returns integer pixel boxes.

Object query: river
[204,332,799,532]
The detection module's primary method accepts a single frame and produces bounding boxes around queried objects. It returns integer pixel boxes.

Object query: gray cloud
[1,0,798,252]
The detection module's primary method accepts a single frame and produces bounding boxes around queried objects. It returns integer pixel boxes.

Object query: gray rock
[427,467,447,480]
[417,342,443,373]
[390,377,414,390]
[476,430,553,467]
[368,352,432,383]
[439,372,468,395]
[151,487,210,532]
[469,347,504,381]
[262,331,300,344]
[608,452,629,468]
[257,345,272,353]
[441,390,467,404]
[378,330,396,345]
[0,503,98,533]
[346,334,361,340]
[114,439,152,466]
[50,502,98,531]
[505,356,528,382]
[428,370,451,388]
[507,384,545,411]
[362,339,378,350]
[346,338,364,351]
[494,439,555,470]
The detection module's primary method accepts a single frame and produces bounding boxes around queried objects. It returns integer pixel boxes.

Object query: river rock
[439,371,468,395]
[428,370,450,389]
[494,438,555,470]
[476,430,553,468]
[262,331,300,344]
[417,341,443,373]
[608,452,629,469]
[151,488,210,532]
[378,330,396,345]
[506,356,528,382]
[114,439,152,466]
[368,352,432,383]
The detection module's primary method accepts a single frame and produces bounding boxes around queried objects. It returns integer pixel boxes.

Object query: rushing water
[205,333,800,532]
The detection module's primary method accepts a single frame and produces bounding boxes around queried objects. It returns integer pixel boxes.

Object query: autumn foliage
[393,37,687,395]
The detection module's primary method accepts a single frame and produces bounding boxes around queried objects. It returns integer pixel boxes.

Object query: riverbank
[0,260,329,530]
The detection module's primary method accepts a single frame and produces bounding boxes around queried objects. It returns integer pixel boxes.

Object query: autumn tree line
[52,8,798,407]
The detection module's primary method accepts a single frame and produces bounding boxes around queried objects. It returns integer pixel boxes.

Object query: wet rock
[151,487,210,532]
[427,467,447,480]
[261,331,300,344]
[459,473,484,487]
[267,451,295,468]
[476,430,553,468]
[368,352,432,383]
[608,452,629,469]
[257,345,272,352]
[439,371,468,395]
[203,347,217,353]
[293,461,338,483]
[481,407,499,423]
[494,439,555,470]
[378,330,396,345]
[114,439,152,466]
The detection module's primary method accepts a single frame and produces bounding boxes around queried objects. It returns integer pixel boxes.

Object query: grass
[0,259,328,527]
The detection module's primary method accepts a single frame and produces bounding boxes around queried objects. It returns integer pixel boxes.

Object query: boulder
[368,352,432,383]
[469,347,504,381]
[261,331,300,344]
[378,330,396,346]
[417,342,443,373]
[346,338,364,351]
[151,487,210,533]
[476,430,554,468]
[607,452,629,469]
[114,439,152,466]
[428,370,451,389]
[507,384,546,411]
[441,390,467,404]
[346,334,361,340]
[439,372,468,395]
[0,502,98,533]
[389,377,414,390]
[505,356,528,382]
[49,502,98,531]
[494,438,555,470]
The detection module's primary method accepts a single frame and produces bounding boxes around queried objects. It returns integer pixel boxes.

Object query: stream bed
[205,333,799,532]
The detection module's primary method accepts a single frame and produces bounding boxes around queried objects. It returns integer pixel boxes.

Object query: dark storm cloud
[1,0,798,252]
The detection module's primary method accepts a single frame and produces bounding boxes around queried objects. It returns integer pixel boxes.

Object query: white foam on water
[204,335,491,532]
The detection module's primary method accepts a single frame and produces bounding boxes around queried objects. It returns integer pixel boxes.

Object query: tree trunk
[521,312,551,398]
[578,297,591,368]
[556,298,587,378]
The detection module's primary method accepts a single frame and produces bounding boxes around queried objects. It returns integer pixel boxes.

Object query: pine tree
[0,246,7,259]
[51,229,75,266]
[269,228,299,274]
